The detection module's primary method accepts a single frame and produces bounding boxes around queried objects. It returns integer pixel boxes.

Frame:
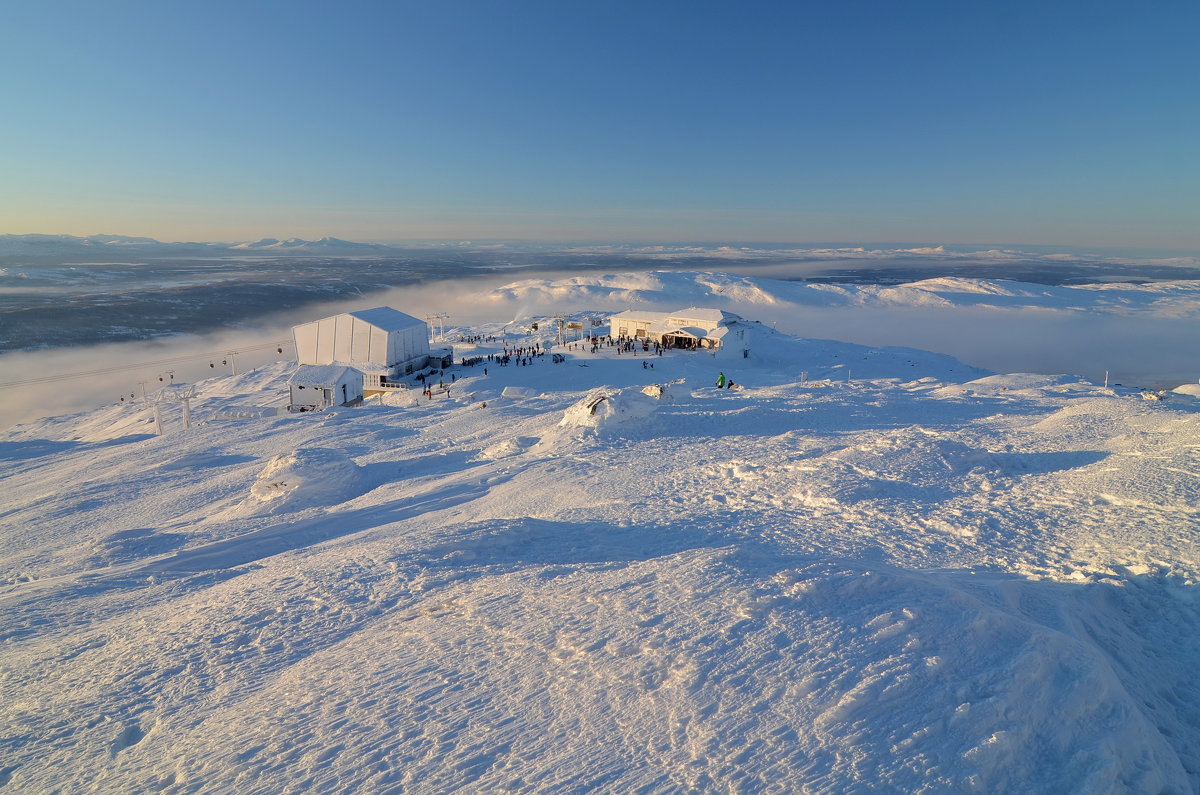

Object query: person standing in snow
[716,372,726,388]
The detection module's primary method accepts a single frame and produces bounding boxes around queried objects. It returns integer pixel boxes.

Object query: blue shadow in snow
[0,433,155,462]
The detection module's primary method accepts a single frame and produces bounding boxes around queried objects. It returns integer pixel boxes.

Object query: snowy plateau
[1,272,1199,793]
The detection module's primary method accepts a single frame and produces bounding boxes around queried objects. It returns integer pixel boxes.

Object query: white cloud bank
[1,271,1197,429]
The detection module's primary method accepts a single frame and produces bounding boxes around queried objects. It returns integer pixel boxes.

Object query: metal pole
[153,402,164,436]
[181,397,192,429]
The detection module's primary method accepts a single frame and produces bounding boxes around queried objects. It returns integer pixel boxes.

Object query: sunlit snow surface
[1,308,1198,792]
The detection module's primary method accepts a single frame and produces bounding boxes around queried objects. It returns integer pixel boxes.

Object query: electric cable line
[0,340,294,389]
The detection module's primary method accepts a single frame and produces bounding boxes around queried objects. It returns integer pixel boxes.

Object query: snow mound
[559,388,659,430]
[249,448,369,509]
[936,373,1093,398]
[640,383,674,401]
[1171,383,1200,398]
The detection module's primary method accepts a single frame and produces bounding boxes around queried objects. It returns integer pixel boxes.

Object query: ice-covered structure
[291,307,451,395]
[608,307,747,351]
[287,365,363,412]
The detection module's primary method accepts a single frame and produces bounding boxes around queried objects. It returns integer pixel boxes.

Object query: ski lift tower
[425,313,449,343]
[153,383,199,434]
[553,314,567,347]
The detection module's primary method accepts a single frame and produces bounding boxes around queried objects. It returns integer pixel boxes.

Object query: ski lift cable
[0,340,295,389]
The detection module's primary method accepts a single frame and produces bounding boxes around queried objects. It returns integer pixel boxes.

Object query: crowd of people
[587,334,665,357]
[411,329,735,402]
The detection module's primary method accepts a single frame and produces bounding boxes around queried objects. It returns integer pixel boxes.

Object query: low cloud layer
[2,270,1197,429]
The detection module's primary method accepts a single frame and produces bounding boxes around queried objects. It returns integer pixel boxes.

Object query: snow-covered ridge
[229,236,394,252]
[4,234,1199,272]
[554,242,1200,269]
[483,270,1200,318]
[0,233,395,257]
[1,316,1197,792]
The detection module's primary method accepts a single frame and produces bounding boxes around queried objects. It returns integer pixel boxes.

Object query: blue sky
[2,0,1197,248]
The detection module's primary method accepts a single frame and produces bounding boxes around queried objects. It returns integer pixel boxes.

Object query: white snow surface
[1,295,1199,792]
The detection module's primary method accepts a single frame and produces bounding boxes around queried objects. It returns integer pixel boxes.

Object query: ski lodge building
[608,307,746,350]
[288,307,452,410]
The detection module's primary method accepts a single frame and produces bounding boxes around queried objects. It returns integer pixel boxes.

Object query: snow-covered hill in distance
[4,233,1199,274]
[0,233,396,258]
[2,313,1198,792]
[485,269,1200,317]
[227,236,398,253]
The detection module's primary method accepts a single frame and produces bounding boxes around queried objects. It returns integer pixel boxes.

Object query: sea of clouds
[2,243,1198,428]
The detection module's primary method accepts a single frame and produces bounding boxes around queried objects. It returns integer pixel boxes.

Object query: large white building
[608,307,746,350]
[291,307,448,396]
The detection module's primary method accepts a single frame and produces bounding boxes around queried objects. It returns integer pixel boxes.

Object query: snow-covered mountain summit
[1,316,1197,792]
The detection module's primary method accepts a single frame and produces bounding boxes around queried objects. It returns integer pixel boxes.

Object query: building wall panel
[315,318,336,363]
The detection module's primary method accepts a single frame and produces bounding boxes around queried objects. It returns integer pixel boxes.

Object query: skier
[716,372,726,388]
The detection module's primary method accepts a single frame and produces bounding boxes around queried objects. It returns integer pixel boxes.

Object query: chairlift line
[0,340,295,389]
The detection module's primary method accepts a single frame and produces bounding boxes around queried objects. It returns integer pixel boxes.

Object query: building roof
[664,326,707,338]
[288,364,361,385]
[611,307,743,326]
[345,307,426,332]
[609,309,665,321]
[667,307,742,324]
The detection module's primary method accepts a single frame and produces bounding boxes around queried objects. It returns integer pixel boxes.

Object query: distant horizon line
[4,231,1200,258]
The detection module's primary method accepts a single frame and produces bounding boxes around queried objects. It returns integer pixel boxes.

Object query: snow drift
[0,292,1197,792]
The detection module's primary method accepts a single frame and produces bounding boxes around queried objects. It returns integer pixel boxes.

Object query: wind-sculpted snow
[0,319,1198,792]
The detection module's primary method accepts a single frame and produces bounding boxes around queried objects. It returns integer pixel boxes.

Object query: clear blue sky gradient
[2,0,1197,247]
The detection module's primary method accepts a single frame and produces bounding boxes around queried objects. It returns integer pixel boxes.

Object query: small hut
[287,365,363,412]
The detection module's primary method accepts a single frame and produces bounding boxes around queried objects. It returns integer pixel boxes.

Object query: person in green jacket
[716,372,726,388]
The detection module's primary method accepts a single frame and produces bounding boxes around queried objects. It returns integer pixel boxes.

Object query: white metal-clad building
[292,307,429,371]
[287,365,364,412]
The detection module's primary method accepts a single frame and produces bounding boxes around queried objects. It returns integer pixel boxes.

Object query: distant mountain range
[0,234,399,258]
[228,236,396,253]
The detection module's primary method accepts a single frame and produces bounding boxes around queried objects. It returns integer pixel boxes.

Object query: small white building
[609,307,746,350]
[291,307,444,395]
[287,365,364,413]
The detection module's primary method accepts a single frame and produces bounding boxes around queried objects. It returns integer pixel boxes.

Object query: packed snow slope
[1,316,1198,792]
